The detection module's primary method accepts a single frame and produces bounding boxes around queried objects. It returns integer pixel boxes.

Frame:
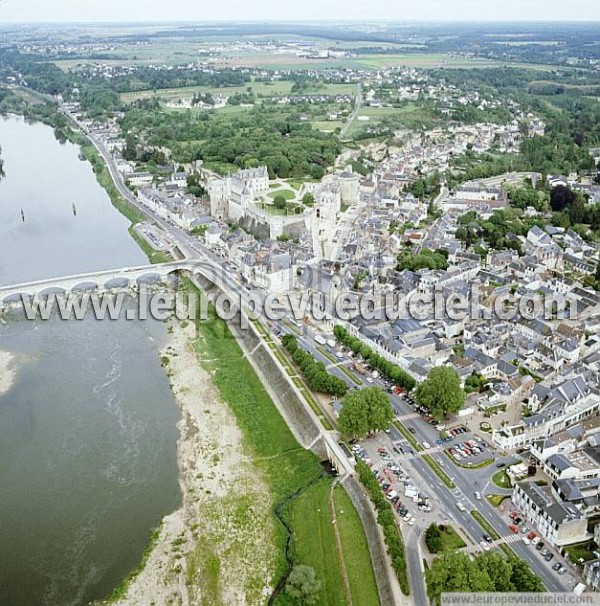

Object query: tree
[338,387,394,439]
[410,179,427,200]
[509,557,545,592]
[550,184,576,212]
[426,550,543,604]
[477,552,514,592]
[285,565,322,605]
[302,192,315,206]
[274,195,288,210]
[415,366,465,420]
[425,523,442,554]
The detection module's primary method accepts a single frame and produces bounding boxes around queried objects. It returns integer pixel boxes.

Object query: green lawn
[492,470,512,489]
[333,485,381,606]
[285,479,380,606]
[564,541,597,564]
[268,189,296,201]
[487,494,510,507]
[439,525,466,551]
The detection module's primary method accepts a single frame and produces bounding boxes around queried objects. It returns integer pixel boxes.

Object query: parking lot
[446,435,493,466]
[351,438,435,528]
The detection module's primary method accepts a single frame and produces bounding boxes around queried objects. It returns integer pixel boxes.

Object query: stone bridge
[0,258,355,478]
[0,259,233,307]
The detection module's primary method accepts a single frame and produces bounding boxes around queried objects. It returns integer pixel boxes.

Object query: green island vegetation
[487,494,510,507]
[422,454,456,488]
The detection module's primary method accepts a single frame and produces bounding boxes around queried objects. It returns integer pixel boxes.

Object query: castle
[208,165,361,241]
[208,166,269,222]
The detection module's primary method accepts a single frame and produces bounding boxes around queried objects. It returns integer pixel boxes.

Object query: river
[0,115,181,606]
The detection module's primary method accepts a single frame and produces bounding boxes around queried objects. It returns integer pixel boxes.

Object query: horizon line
[2,18,600,25]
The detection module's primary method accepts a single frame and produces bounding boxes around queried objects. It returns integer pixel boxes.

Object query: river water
[0,115,181,605]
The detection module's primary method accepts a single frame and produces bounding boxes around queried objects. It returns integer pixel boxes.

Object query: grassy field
[285,479,380,606]
[119,81,356,103]
[268,189,297,201]
[192,297,377,605]
[345,101,439,139]
[312,120,344,132]
[492,470,512,489]
[333,485,381,605]
[439,525,467,551]
[218,52,506,71]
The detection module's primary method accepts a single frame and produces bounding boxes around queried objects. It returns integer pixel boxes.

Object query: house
[493,377,600,450]
[584,558,600,591]
[512,481,589,546]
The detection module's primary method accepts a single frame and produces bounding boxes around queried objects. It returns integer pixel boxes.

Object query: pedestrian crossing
[497,533,523,545]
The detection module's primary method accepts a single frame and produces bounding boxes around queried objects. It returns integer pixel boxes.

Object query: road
[340,83,363,141]
[61,107,205,261]
[62,103,575,599]
[281,326,576,596]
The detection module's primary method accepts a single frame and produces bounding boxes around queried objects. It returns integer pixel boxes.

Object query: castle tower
[208,177,229,221]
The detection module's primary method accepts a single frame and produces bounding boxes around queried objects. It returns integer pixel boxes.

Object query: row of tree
[281,334,347,397]
[332,326,416,391]
[426,550,544,604]
[355,459,409,595]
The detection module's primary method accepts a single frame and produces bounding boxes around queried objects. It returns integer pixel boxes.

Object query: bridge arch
[103,277,131,290]
[72,281,99,293]
[39,286,66,297]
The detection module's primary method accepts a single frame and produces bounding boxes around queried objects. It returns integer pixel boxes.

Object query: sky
[0,0,599,23]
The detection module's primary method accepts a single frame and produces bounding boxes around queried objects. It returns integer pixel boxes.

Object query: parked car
[483,534,493,544]
[456,502,466,512]
[536,542,545,552]
[544,553,554,562]
[475,492,482,500]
